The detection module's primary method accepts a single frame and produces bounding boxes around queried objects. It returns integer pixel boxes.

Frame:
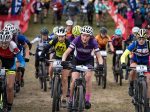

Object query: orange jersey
[95,34,111,49]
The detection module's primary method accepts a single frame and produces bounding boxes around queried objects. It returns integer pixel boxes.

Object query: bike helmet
[4,23,16,34]
[56,26,67,36]
[0,29,13,42]
[53,26,59,35]
[132,27,140,34]
[40,27,49,35]
[72,25,81,36]
[100,27,107,34]
[136,29,147,38]
[66,20,73,26]
[81,25,93,36]
[115,28,122,36]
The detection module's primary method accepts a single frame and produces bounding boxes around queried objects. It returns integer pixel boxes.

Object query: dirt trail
[12,52,134,112]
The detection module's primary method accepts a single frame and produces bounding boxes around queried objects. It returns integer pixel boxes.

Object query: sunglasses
[137,37,146,41]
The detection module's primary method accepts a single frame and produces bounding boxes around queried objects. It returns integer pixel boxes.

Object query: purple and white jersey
[69,36,100,61]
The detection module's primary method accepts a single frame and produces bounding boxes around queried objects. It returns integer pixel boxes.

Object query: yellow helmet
[72,25,81,37]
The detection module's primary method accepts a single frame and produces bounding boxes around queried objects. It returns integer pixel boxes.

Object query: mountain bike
[47,60,62,112]
[113,50,123,86]
[0,68,7,111]
[95,50,107,89]
[127,65,150,112]
[67,64,95,112]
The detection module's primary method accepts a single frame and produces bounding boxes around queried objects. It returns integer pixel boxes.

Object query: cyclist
[121,29,150,98]
[4,23,30,88]
[111,28,123,70]
[0,29,25,112]
[40,26,70,107]
[95,27,114,51]
[66,19,74,38]
[61,25,103,109]
[68,25,81,42]
[124,27,140,47]
[30,27,51,78]
[49,26,59,40]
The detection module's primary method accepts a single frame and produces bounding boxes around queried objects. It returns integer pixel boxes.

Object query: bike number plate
[53,61,62,68]
[100,51,107,57]
[116,50,123,55]
[136,65,147,72]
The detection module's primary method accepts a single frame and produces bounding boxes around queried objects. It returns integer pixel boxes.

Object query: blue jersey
[127,41,149,65]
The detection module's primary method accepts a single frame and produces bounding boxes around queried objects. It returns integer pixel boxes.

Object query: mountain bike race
[0,0,149,112]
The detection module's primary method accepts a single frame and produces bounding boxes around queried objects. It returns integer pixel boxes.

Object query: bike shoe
[61,99,67,108]
[128,85,134,97]
[85,101,91,109]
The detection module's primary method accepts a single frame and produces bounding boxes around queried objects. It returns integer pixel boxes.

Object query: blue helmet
[115,28,122,36]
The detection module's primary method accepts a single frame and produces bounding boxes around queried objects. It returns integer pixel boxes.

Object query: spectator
[132,8,145,28]
[0,0,11,15]
[86,0,95,26]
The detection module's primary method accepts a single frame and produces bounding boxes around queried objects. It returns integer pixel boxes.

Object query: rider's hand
[121,63,126,69]
[24,58,29,62]
[61,61,69,69]
[97,64,104,71]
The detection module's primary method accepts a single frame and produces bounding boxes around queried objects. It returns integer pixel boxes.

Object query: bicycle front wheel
[78,86,84,112]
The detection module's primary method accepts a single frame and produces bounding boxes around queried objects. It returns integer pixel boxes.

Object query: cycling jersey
[121,40,150,65]
[67,35,75,42]
[31,36,51,50]
[125,34,136,46]
[95,34,111,49]
[0,41,25,70]
[41,38,70,58]
[65,2,79,16]
[111,35,123,49]
[69,36,99,61]
[13,34,30,50]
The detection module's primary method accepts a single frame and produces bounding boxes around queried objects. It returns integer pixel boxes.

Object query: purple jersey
[69,36,100,61]
[67,35,75,42]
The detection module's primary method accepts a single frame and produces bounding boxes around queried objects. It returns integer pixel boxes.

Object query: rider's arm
[108,35,114,52]
[120,41,136,64]
[30,37,40,44]
[62,47,72,61]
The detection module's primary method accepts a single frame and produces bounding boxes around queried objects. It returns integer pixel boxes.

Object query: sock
[85,93,91,102]
[7,103,12,111]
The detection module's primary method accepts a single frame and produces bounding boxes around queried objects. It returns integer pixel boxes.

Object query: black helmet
[40,27,49,35]
[100,27,107,34]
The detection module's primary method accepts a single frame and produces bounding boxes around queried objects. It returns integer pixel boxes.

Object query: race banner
[0,0,34,33]
[11,0,23,15]
[106,1,128,39]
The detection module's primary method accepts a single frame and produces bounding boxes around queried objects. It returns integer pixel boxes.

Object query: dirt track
[12,52,134,112]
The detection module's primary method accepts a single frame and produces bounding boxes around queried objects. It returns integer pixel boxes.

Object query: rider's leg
[128,62,137,96]
[85,71,93,102]
[7,73,15,111]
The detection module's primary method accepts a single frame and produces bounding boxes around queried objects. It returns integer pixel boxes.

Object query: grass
[25,12,115,40]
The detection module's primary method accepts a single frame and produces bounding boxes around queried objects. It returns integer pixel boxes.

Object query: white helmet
[66,20,73,26]
[81,25,93,36]
[0,29,13,42]
[4,23,15,34]
[132,27,140,34]
[53,26,59,35]
[56,26,67,36]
